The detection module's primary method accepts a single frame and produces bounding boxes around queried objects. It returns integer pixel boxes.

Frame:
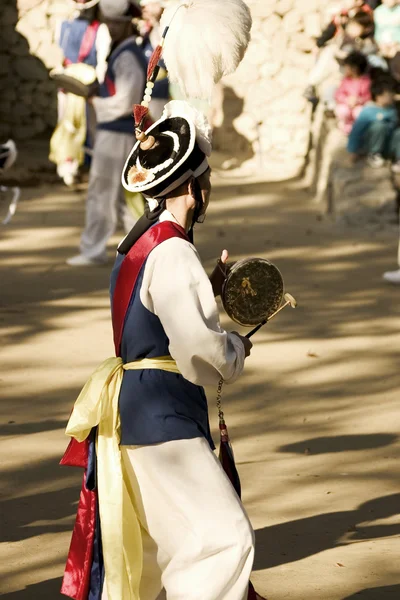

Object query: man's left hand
[210,249,229,297]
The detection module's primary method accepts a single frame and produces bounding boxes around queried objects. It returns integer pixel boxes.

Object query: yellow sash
[65,356,180,600]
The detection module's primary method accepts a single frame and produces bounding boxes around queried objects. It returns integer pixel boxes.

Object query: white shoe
[66,254,107,267]
[383,269,400,284]
[391,160,400,174]
[367,153,385,168]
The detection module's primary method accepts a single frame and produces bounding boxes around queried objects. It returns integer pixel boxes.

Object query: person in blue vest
[67,0,147,267]
[54,0,111,186]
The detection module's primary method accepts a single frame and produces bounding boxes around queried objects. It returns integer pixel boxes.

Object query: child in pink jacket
[335,51,372,134]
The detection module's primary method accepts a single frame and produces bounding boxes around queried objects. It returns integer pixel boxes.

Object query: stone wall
[0,0,73,141]
[2,0,331,175]
[215,0,330,177]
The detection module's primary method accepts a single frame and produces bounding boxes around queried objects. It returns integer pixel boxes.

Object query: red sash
[60,221,188,599]
[78,20,100,64]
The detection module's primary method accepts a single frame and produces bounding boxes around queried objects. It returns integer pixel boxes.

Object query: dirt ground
[1,171,400,600]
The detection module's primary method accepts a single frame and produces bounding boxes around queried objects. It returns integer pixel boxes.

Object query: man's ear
[187,176,196,199]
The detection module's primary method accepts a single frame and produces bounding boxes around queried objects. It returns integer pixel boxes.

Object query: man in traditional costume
[67,0,147,267]
[51,0,111,186]
[61,1,267,598]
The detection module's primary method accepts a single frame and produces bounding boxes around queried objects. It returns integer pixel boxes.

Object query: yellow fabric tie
[65,356,180,600]
[49,63,96,168]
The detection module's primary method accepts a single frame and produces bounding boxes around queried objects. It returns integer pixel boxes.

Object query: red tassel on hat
[134,104,149,127]
[147,44,163,80]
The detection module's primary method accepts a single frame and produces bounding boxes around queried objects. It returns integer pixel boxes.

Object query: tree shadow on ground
[0,578,63,599]
[278,434,398,455]
[342,586,400,599]
[254,494,400,570]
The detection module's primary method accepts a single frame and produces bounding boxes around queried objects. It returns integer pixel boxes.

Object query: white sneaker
[391,160,400,174]
[66,254,107,267]
[383,269,400,284]
[367,153,385,168]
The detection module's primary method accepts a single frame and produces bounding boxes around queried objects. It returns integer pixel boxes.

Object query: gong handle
[245,320,267,339]
[245,292,297,339]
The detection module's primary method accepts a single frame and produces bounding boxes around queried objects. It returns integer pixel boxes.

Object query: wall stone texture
[2,0,331,173]
[0,0,73,141]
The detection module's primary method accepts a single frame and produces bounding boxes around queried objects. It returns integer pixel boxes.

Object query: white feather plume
[162,100,212,156]
[160,0,252,99]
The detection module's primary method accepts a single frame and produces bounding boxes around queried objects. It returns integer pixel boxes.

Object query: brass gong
[221,258,296,335]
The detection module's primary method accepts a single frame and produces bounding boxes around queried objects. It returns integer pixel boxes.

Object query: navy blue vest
[98,38,147,135]
[110,243,214,449]
[60,18,98,66]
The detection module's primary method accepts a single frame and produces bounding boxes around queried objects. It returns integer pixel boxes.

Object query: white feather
[162,100,212,156]
[160,0,252,99]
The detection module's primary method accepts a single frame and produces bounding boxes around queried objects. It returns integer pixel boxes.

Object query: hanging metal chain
[216,377,224,422]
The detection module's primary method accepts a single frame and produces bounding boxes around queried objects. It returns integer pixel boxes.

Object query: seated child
[347,77,400,169]
[335,52,372,133]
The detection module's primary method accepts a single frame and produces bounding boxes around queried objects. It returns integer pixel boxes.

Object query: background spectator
[347,76,400,168]
[335,52,371,133]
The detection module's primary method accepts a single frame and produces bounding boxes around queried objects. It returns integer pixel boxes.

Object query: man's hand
[210,249,229,297]
[231,332,253,358]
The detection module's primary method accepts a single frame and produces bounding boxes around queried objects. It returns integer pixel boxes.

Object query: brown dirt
[1,172,400,599]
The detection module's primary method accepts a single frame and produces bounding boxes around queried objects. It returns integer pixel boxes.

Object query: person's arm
[316,21,337,48]
[92,50,145,123]
[347,108,371,153]
[357,78,372,105]
[94,23,111,84]
[141,238,247,386]
[387,106,399,128]
[335,80,350,105]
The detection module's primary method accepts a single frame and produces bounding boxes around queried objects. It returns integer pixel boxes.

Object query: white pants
[80,129,137,260]
[101,437,255,600]
[308,45,338,87]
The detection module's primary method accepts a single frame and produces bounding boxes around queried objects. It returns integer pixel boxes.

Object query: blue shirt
[374,4,400,45]
[347,103,398,153]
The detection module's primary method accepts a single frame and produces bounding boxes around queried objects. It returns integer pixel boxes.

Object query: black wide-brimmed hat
[122,100,211,199]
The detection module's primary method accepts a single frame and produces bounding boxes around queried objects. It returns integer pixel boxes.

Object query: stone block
[276,0,295,17]
[17,6,47,31]
[286,47,315,70]
[0,26,19,46]
[283,10,304,34]
[12,36,31,57]
[0,54,11,76]
[233,113,258,143]
[13,56,48,81]
[276,66,308,89]
[2,5,18,26]
[0,122,12,138]
[261,14,282,38]
[11,102,32,120]
[290,32,315,53]
[248,0,276,20]
[13,122,40,140]
[304,13,323,38]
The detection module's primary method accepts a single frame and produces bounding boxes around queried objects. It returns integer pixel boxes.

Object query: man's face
[377,90,395,106]
[142,2,163,23]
